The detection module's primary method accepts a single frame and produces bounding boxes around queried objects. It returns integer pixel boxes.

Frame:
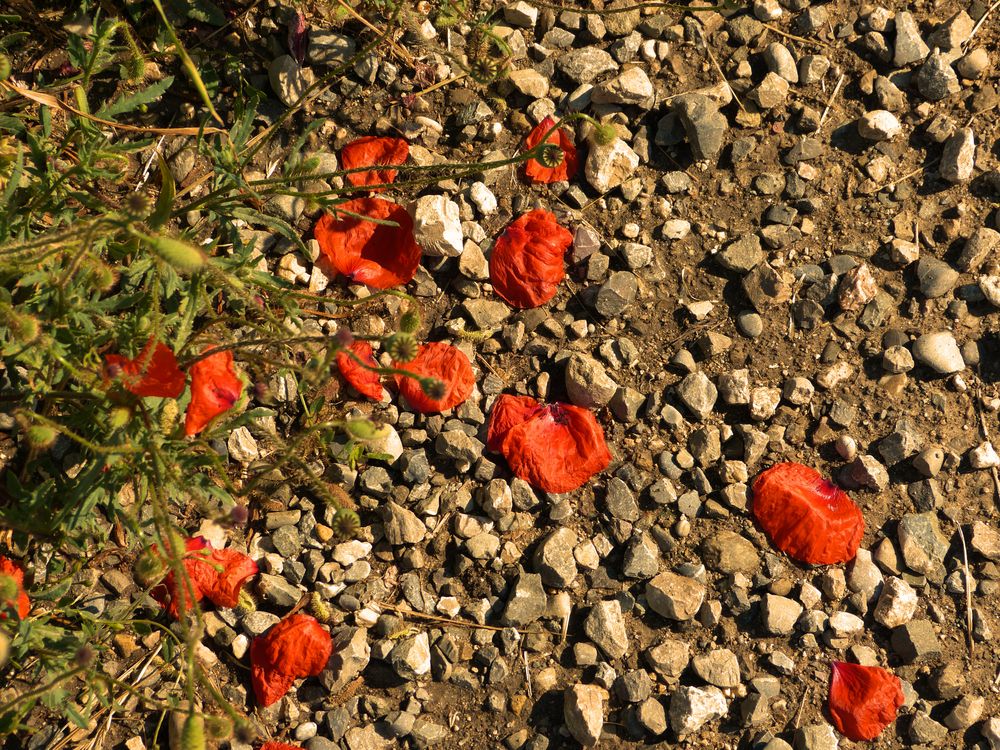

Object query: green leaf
[147,153,175,229]
[65,704,89,730]
[186,0,227,25]
[95,75,174,119]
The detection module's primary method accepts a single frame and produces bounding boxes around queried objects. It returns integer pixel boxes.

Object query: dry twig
[956,524,975,657]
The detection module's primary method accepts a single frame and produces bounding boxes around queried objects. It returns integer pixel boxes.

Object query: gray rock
[743,263,793,312]
[593,271,638,317]
[257,573,302,608]
[644,638,690,679]
[269,55,313,107]
[891,619,942,663]
[646,571,705,621]
[981,717,1000,750]
[970,521,1000,560]
[701,531,760,574]
[762,595,803,635]
[764,42,798,82]
[534,528,578,588]
[389,632,431,679]
[944,695,985,730]
[410,719,448,748]
[674,94,728,160]
[794,724,839,750]
[799,54,830,85]
[435,430,484,467]
[669,686,728,736]
[623,532,661,579]
[847,454,889,491]
[564,684,607,746]
[691,648,741,688]
[912,331,964,374]
[501,573,547,626]
[717,235,764,273]
[557,48,617,83]
[749,72,789,109]
[584,600,630,659]
[636,696,668,735]
[940,127,975,183]
[566,353,619,408]
[592,68,654,108]
[719,369,751,405]
[461,299,511,329]
[605,477,640,522]
[381,501,425,545]
[893,11,929,66]
[321,627,370,691]
[676,371,717,420]
[898,511,949,577]
[917,49,960,101]
[909,713,948,744]
[308,30,356,65]
[958,227,1000,272]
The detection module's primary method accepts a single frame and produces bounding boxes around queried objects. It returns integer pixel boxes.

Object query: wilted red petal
[394,342,474,413]
[828,661,904,741]
[261,743,304,750]
[490,210,573,308]
[150,537,256,619]
[336,340,383,400]
[184,349,243,436]
[341,136,409,190]
[105,338,186,398]
[199,547,259,609]
[752,463,864,565]
[150,537,211,619]
[523,116,579,184]
[250,614,333,707]
[313,198,422,289]
[488,395,611,493]
[486,394,542,452]
[0,556,29,620]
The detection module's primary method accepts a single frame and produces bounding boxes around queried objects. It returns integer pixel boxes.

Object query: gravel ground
[27,1,1000,748]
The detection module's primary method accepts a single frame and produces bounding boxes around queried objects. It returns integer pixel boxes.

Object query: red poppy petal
[828,661,904,741]
[341,136,409,190]
[105,339,186,398]
[152,537,213,619]
[752,463,865,565]
[523,116,579,184]
[0,557,29,619]
[394,342,474,413]
[486,394,543,452]
[203,547,258,609]
[250,614,333,707]
[493,401,611,493]
[490,210,573,308]
[336,341,383,400]
[261,743,305,750]
[313,198,422,289]
[184,349,243,436]
[250,656,297,708]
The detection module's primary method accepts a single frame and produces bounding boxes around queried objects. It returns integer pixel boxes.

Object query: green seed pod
[108,406,131,430]
[204,714,233,740]
[180,713,206,750]
[399,309,421,334]
[536,143,565,169]
[140,232,206,274]
[133,547,166,588]
[309,591,332,623]
[591,123,619,146]
[124,191,151,218]
[235,588,257,616]
[0,575,17,603]
[0,55,10,82]
[332,508,361,540]
[383,331,418,363]
[420,377,446,401]
[10,314,40,344]
[26,424,57,450]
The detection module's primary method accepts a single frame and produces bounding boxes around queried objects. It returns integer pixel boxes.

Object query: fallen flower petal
[251,614,332,707]
[104,338,186,398]
[336,340,383,400]
[752,462,864,565]
[487,394,611,493]
[313,197,422,289]
[490,209,573,308]
[340,136,409,190]
[150,537,257,619]
[261,743,304,750]
[523,116,579,184]
[828,661,904,741]
[394,342,474,413]
[184,349,243,436]
[0,556,30,620]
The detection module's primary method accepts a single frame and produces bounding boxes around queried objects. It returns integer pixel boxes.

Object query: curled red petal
[104,338,186,398]
[199,547,259,609]
[150,537,211,620]
[313,198,422,289]
[490,210,573,308]
[486,394,543,452]
[183,349,243,436]
[488,399,611,493]
[250,614,333,707]
[523,116,579,184]
[261,743,305,750]
[752,463,865,565]
[340,136,409,190]
[394,342,474,413]
[336,340,383,400]
[0,556,29,620]
[828,661,904,741]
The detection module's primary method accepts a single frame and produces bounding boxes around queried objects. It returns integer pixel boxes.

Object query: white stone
[858,110,902,140]
[268,55,313,107]
[584,138,640,194]
[277,252,309,283]
[507,68,549,98]
[669,685,728,735]
[468,182,498,215]
[564,684,607,747]
[503,1,538,27]
[410,195,463,257]
[970,441,1000,469]
[227,426,260,464]
[333,540,372,566]
[873,576,918,628]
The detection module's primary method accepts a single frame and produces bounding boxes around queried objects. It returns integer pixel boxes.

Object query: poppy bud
[344,419,378,441]
[383,331,418,363]
[591,123,619,146]
[235,588,257,615]
[0,55,10,82]
[74,645,95,667]
[133,547,166,588]
[253,381,268,401]
[160,399,179,433]
[420,377,446,401]
[309,591,332,623]
[332,507,361,539]
[140,232,206,274]
[25,424,57,450]
[89,261,117,293]
[233,719,257,743]
[180,713,206,750]
[535,143,565,169]
[399,309,421,334]
[204,715,232,740]
[229,504,249,525]
[105,362,122,379]
[10,313,40,344]
[333,328,354,349]
[108,406,131,430]
[0,575,17,604]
